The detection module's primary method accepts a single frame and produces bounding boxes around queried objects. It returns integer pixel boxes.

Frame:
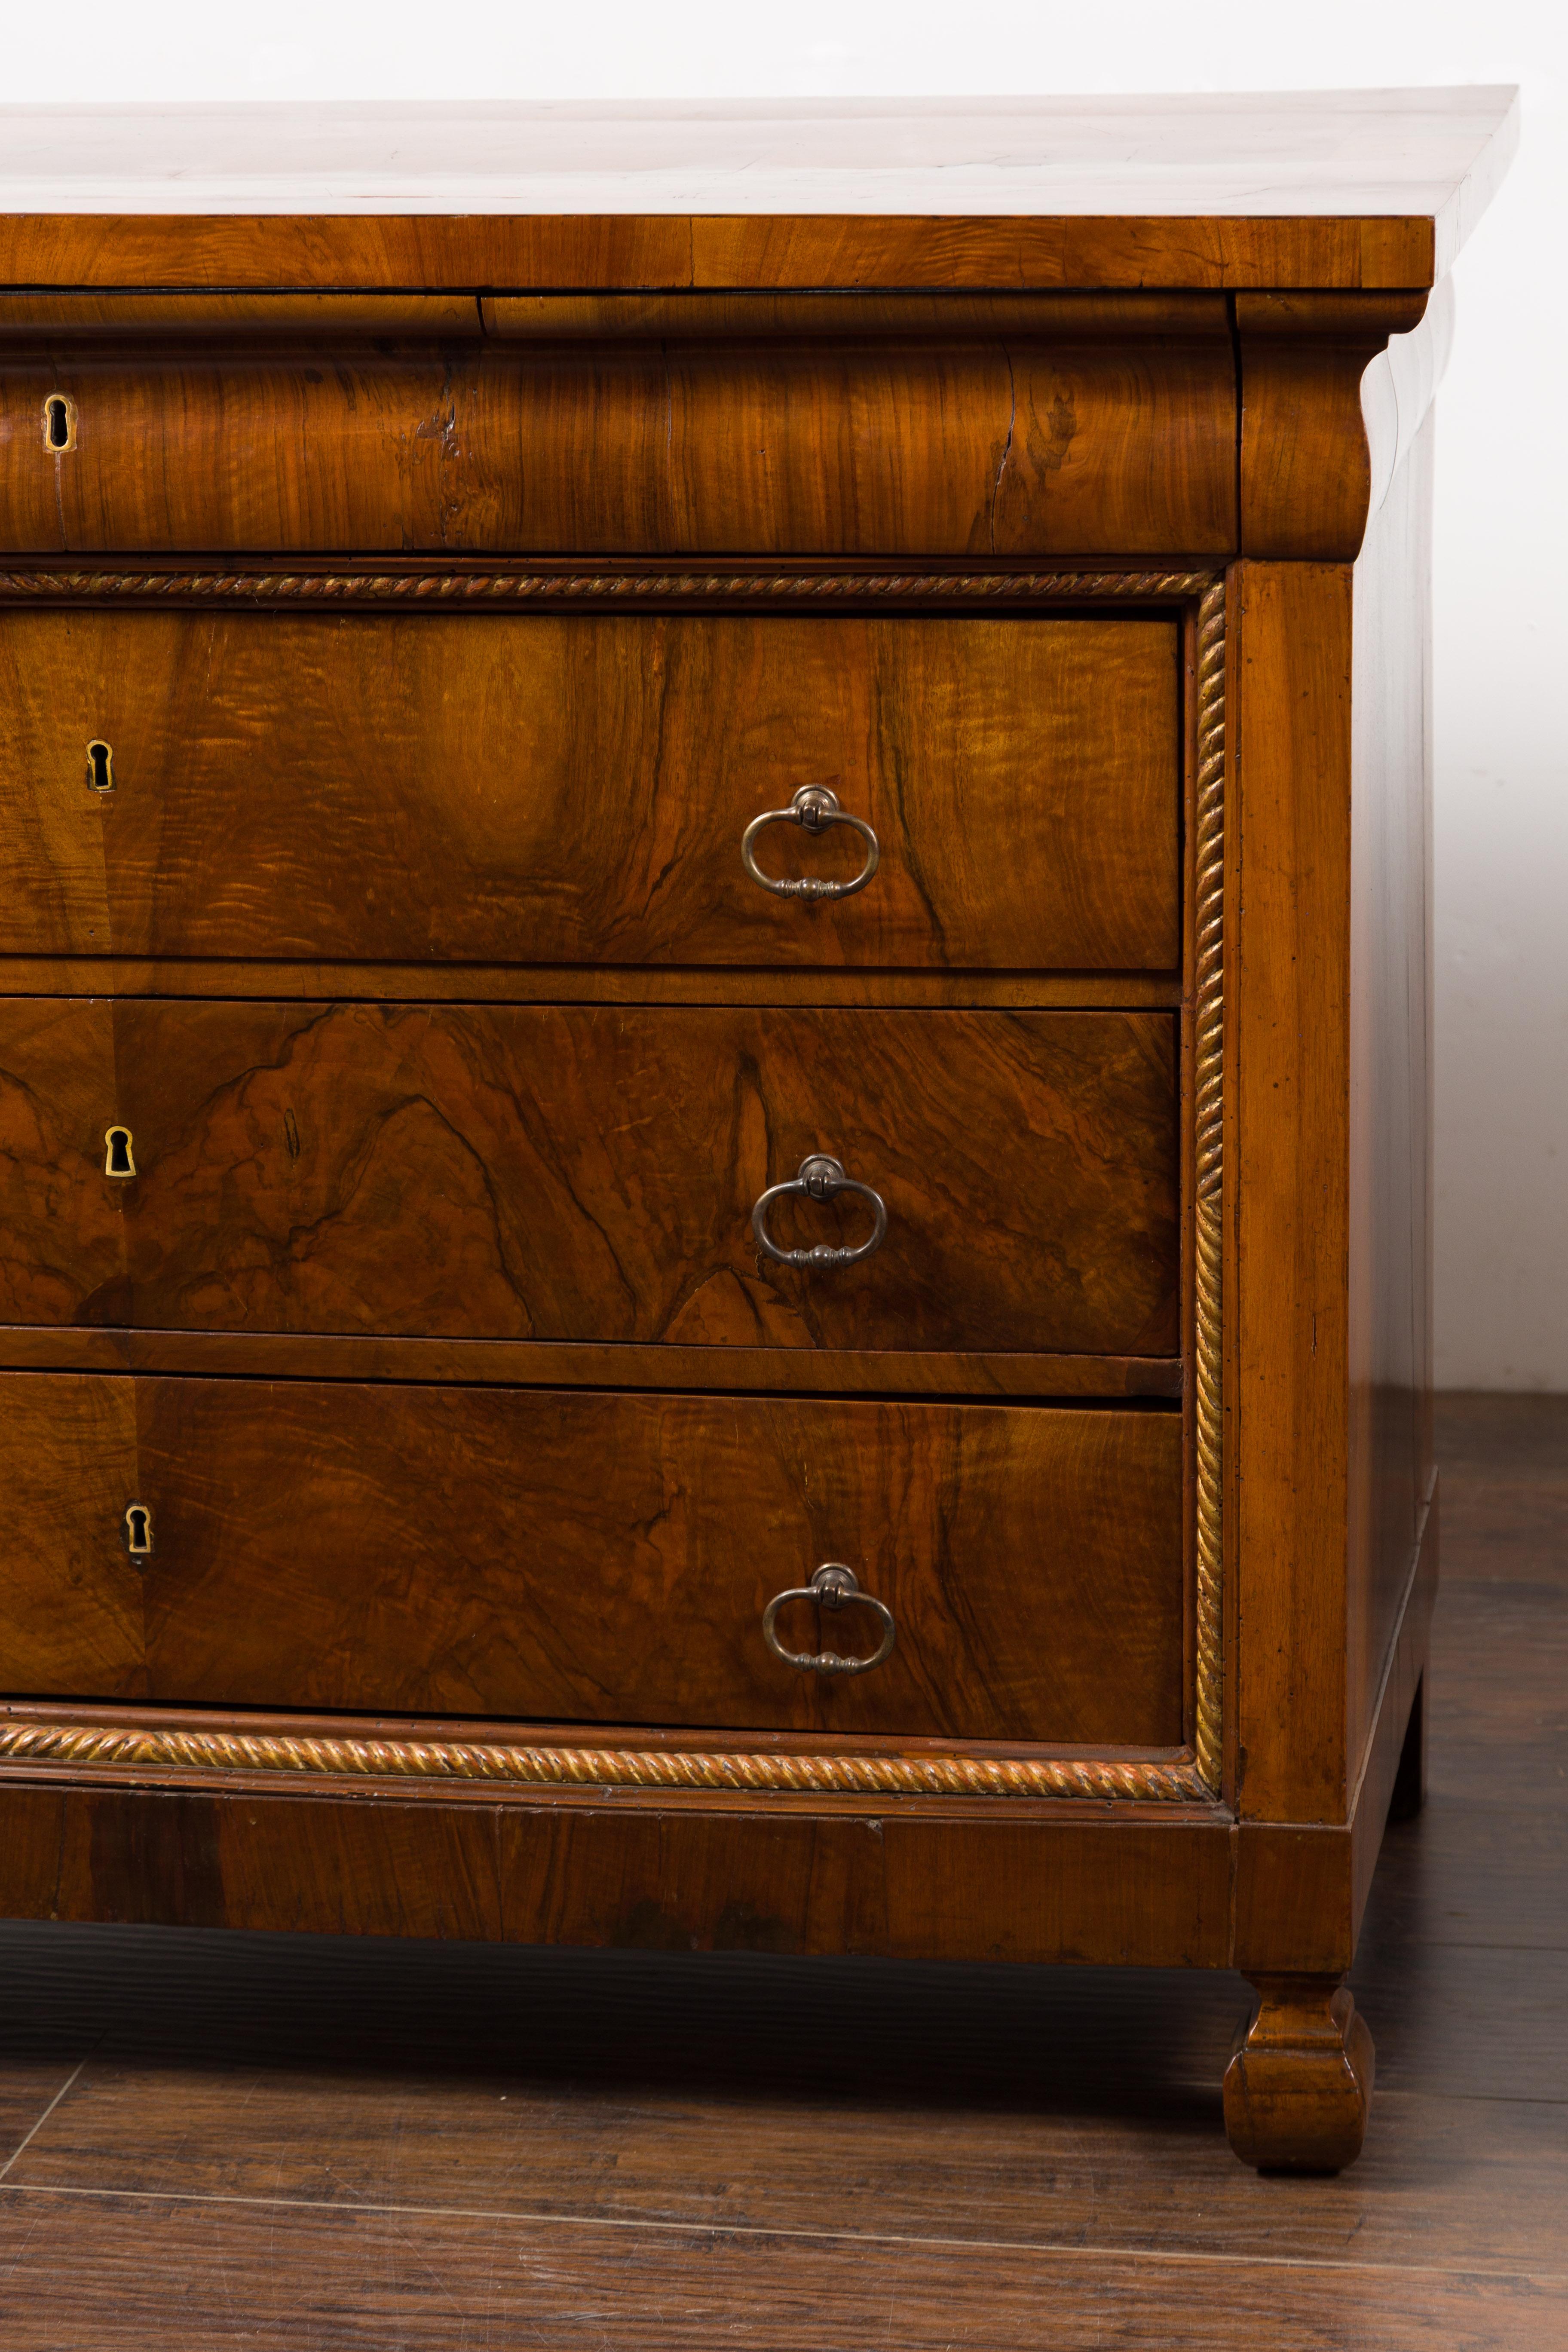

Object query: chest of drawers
[0,90,1516,2172]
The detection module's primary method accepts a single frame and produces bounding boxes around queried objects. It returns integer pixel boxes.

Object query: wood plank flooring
[0,1393,1563,2348]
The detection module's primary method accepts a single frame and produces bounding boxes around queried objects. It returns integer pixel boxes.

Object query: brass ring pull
[751,1153,887,1271]
[741,785,880,901]
[762,1563,897,1676]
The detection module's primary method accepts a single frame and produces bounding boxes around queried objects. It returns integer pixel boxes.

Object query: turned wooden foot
[1223,1975,1375,2173]
[1388,1672,1427,1822]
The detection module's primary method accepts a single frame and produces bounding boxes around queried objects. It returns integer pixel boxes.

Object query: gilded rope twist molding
[0,568,1215,606]
[1192,580,1226,1792]
[0,1721,1209,1803]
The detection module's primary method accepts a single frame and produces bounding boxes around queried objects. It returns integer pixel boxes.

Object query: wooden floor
[0,1394,1562,2349]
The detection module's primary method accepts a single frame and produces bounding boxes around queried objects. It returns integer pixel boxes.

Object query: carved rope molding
[0,1721,1208,1803]
[1191,579,1226,1792]
[0,567,1216,606]
[0,561,1225,1810]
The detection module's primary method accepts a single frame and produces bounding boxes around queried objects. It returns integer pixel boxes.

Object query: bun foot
[1223,1974,1375,2172]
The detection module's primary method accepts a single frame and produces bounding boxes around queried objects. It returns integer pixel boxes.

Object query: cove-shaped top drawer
[0,321,1235,556]
[0,610,1180,972]
[0,1372,1184,1747]
[0,999,1179,1359]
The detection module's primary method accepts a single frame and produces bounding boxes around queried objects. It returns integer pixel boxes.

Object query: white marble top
[0,91,1519,233]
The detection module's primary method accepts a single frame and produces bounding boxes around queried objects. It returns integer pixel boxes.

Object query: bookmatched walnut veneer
[0,90,1518,2171]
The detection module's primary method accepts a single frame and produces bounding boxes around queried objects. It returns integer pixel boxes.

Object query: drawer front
[0,1373,1184,1745]
[0,1000,1179,1357]
[0,340,1234,554]
[0,611,1180,972]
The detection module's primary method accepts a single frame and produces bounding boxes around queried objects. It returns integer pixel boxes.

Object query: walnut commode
[0,91,1516,2171]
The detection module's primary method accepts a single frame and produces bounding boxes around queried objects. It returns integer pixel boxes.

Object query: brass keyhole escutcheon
[43,393,77,453]
[104,1125,136,1179]
[123,1502,153,1558]
[86,740,115,794]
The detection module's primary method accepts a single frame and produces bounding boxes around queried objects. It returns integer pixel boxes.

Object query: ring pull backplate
[751,1153,888,1271]
[741,786,880,902]
[761,1563,897,1676]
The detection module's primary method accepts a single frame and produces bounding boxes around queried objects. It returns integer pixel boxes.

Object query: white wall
[8,0,1565,1387]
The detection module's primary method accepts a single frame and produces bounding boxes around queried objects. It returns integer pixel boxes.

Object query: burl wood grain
[0,334,1234,555]
[0,999,1179,1357]
[0,1372,142,1697]
[0,1373,1184,1743]
[0,610,1181,971]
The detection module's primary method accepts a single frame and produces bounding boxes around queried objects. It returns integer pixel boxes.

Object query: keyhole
[123,1503,153,1558]
[43,393,77,452]
[86,740,114,794]
[104,1125,135,1179]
